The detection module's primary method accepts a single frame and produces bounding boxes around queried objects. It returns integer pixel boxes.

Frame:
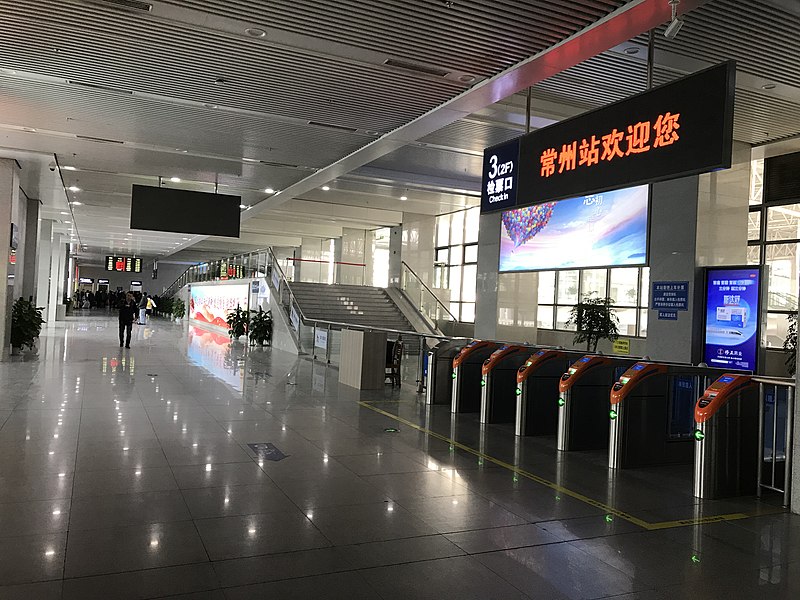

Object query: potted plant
[249,308,273,347]
[784,314,796,376]
[226,304,248,341]
[172,298,186,323]
[566,294,620,352]
[159,297,173,319]
[10,297,45,355]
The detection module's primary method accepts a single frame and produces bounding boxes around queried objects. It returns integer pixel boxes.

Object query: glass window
[498,307,514,326]
[537,305,554,329]
[465,208,480,244]
[749,158,764,206]
[450,210,464,246]
[609,268,639,306]
[765,243,799,311]
[436,216,449,247]
[748,210,761,241]
[556,306,575,331]
[461,265,477,302]
[766,313,792,348]
[461,302,475,323]
[538,271,556,305]
[640,267,650,308]
[747,245,761,265]
[449,267,462,302]
[557,270,579,304]
[449,247,462,266]
[464,244,478,263]
[436,248,449,263]
[581,269,607,297]
[449,302,460,320]
[766,204,800,241]
[639,309,648,337]
[615,308,638,337]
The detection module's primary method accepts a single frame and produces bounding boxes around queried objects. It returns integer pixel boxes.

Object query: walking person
[118,292,137,348]
[138,292,148,325]
[146,294,157,320]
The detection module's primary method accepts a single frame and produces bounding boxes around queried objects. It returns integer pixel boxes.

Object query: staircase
[287,282,414,333]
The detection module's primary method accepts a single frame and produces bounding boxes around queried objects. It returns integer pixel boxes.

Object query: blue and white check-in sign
[652,281,689,311]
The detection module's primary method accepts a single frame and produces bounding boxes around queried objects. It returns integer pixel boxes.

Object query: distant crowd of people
[72,289,160,349]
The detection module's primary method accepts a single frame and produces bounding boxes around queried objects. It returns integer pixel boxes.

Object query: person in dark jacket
[118,292,137,348]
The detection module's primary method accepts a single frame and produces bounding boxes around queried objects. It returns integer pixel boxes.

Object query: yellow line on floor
[358,400,785,531]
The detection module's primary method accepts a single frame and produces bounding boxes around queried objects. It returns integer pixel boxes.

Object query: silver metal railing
[754,376,795,507]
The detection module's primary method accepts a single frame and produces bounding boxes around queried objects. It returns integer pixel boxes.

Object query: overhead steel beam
[242,0,711,222]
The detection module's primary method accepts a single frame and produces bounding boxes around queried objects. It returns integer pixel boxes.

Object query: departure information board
[106,255,142,273]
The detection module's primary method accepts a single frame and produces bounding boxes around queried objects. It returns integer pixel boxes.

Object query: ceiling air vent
[86,0,152,12]
[76,135,125,144]
[383,59,449,77]
[68,81,134,94]
[307,121,359,133]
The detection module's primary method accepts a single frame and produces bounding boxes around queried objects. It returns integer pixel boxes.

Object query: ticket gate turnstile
[425,340,468,405]
[479,345,532,424]
[694,374,760,500]
[557,355,637,452]
[515,349,585,437]
[451,340,500,413]
[608,362,711,470]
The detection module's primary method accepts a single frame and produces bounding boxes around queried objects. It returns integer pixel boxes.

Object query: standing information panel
[702,267,766,373]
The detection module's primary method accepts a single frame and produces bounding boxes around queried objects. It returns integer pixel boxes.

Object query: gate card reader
[558,355,637,452]
[479,345,531,424]
[608,362,697,469]
[451,340,499,413]
[425,339,468,405]
[515,350,581,437]
[694,374,759,500]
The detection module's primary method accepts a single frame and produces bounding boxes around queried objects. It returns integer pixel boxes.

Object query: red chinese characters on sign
[539,112,680,178]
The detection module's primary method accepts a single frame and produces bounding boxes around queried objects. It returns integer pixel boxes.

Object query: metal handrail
[755,377,795,507]
[400,261,459,323]
[752,375,796,387]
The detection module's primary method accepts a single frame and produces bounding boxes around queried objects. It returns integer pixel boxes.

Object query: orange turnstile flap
[609,362,669,405]
[695,374,755,423]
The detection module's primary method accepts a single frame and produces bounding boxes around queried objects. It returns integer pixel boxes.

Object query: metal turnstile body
[451,341,499,413]
[608,362,704,469]
[694,374,759,499]
[515,350,583,437]
[479,345,532,424]
[425,340,468,405]
[557,355,636,452]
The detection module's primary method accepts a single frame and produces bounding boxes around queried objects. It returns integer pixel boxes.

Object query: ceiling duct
[76,135,125,144]
[84,0,152,12]
[383,59,449,78]
[307,121,360,133]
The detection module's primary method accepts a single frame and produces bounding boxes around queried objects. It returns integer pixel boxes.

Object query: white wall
[401,213,436,287]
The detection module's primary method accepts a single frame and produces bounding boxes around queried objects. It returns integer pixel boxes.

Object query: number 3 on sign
[488,155,498,179]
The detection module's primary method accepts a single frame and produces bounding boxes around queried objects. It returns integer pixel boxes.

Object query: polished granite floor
[0,315,799,599]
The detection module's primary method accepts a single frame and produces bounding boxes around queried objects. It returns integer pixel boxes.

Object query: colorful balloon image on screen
[499,185,648,272]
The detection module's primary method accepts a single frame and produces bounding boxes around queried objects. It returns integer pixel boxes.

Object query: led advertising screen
[499,185,648,272]
[189,284,249,332]
[703,268,762,372]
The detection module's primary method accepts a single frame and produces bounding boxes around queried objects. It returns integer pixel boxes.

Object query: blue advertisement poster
[499,185,648,272]
[703,268,761,371]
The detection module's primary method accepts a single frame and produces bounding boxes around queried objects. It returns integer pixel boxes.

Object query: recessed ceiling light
[321,186,330,191]
[761,83,777,90]
[1,68,16,75]
[243,158,259,163]
[64,220,71,224]
[458,74,476,83]
[264,188,275,194]
[67,186,80,192]
[400,196,408,201]
[70,201,83,206]
[169,177,181,183]
[60,211,69,215]
[182,237,189,240]
[245,27,266,38]
[214,77,228,85]
[203,103,218,109]
[623,47,640,55]
[62,166,77,171]
[23,127,37,133]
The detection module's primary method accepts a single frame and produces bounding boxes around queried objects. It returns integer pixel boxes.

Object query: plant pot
[10,345,21,356]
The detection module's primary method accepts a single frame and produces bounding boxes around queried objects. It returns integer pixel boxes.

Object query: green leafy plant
[172,298,186,320]
[226,304,248,340]
[159,297,174,318]
[784,314,797,376]
[249,308,273,346]
[567,294,620,352]
[11,297,45,350]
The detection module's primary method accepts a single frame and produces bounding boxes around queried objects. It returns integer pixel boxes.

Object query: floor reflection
[187,325,246,391]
